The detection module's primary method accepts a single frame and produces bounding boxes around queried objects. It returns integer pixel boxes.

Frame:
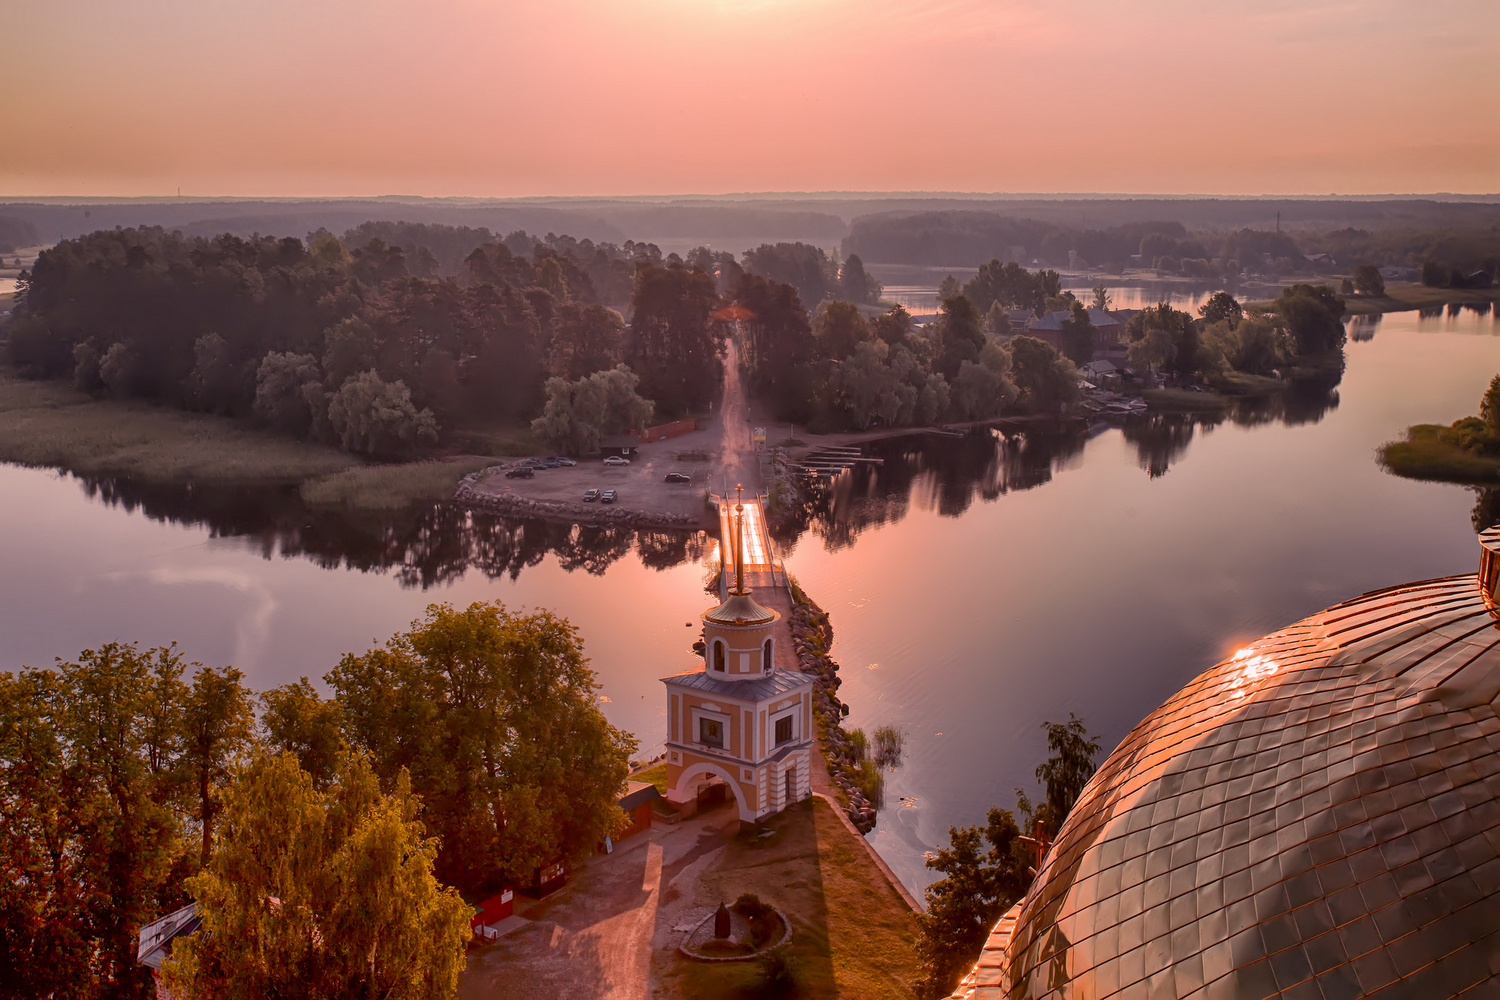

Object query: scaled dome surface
[978,552,1500,998]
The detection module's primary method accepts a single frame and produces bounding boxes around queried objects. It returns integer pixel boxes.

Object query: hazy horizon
[4,0,1496,199]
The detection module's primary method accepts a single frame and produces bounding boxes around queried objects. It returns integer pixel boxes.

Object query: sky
[2,0,1497,198]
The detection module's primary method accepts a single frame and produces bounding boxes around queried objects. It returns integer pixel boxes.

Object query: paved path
[459,809,741,1000]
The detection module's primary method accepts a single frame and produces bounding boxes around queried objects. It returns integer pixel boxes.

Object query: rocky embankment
[452,471,705,528]
[787,590,879,833]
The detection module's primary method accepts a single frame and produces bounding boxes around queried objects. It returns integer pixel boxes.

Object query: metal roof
[661,666,812,702]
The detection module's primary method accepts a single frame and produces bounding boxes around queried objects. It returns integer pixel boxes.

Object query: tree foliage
[625,263,724,415]
[0,643,252,1000]
[531,365,655,456]
[326,370,439,458]
[1273,283,1346,355]
[327,602,637,895]
[163,751,471,1000]
[915,715,1102,999]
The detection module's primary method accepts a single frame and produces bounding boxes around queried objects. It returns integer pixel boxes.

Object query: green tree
[183,333,251,415]
[839,253,881,304]
[260,678,345,790]
[548,303,626,381]
[182,666,255,865]
[1199,315,1290,375]
[915,807,1029,999]
[1128,325,1176,375]
[1352,263,1385,296]
[1274,283,1346,355]
[1090,285,1110,310]
[1060,301,1097,366]
[625,263,724,415]
[935,295,985,380]
[0,668,94,998]
[1421,259,1448,287]
[163,751,472,1000]
[871,305,912,346]
[253,351,325,436]
[1007,336,1080,413]
[531,364,655,456]
[937,274,962,302]
[320,317,378,390]
[327,370,439,458]
[813,300,873,360]
[1198,291,1243,328]
[1480,375,1500,432]
[1034,714,1101,834]
[327,602,637,894]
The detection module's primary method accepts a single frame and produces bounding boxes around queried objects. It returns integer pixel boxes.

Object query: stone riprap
[787,594,879,833]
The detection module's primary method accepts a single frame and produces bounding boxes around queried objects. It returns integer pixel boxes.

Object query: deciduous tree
[326,602,637,895]
[163,752,472,1000]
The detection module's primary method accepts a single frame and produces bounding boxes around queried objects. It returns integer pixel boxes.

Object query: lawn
[1341,283,1500,316]
[0,366,502,509]
[656,797,920,1000]
[0,367,358,483]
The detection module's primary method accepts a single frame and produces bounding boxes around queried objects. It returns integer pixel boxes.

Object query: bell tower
[659,492,812,823]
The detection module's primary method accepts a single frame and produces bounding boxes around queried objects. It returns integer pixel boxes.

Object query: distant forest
[843,211,1500,277]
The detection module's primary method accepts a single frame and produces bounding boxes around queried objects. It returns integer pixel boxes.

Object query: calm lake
[2,300,1498,899]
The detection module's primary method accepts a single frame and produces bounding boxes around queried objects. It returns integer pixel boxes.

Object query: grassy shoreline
[1378,424,1500,484]
[0,367,498,510]
[1246,282,1500,317]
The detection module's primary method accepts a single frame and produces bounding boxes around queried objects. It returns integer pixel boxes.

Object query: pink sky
[2,0,1496,198]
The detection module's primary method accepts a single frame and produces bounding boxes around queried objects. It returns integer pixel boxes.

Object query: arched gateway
[661,494,813,824]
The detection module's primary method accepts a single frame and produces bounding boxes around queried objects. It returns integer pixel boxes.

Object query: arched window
[762,638,773,672]
[713,640,726,672]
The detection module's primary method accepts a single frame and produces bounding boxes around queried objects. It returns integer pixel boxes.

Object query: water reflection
[773,371,1343,550]
[76,476,709,589]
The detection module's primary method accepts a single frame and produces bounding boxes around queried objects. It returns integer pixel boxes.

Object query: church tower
[661,495,814,822]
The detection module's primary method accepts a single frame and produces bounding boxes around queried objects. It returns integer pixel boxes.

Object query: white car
[603,455,630,466]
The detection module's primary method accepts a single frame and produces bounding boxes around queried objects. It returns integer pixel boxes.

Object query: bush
[733,893,780,949]
[755,950,800,998]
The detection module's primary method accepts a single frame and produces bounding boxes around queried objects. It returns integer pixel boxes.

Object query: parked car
[555,457,577,467]
[582,489,600,502]
[505,467,534,479]
[603,456,630,466]
[538,459,560,469]
[600,490,617,504]
[664,473,691,484]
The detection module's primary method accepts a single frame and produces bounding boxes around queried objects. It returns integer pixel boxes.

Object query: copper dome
[966,536,1500,998]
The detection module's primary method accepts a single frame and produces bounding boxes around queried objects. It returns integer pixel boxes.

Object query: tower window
[763,638,773,672]
[713,641,725,672]
[775,715,793,746]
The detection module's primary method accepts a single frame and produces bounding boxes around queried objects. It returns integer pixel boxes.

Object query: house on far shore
[1023,308,1123,353]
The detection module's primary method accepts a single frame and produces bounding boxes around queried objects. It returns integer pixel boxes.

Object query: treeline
[0,215,41,253]
[844,210,1500,282]
[0,602,635,999]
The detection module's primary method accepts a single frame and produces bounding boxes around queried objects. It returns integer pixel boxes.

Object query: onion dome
[702,590,778,627]
[970,529,1500,999]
